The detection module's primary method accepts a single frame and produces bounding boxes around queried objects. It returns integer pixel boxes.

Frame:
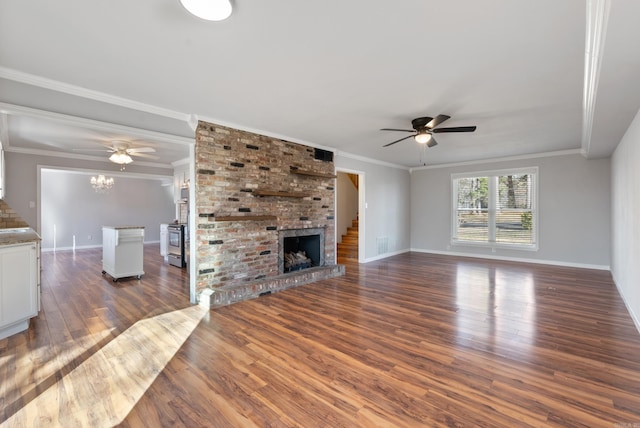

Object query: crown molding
[409,149,583,172]
[335,150,410,171]
[6,146,173,169]
[582,0,611,157]
[0,66,189,122]
[0,102,193,146]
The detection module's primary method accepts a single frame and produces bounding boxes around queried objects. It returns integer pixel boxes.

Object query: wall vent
[376,237,389,255]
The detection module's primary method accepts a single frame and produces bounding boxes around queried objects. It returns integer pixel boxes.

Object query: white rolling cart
[102,226,145,281]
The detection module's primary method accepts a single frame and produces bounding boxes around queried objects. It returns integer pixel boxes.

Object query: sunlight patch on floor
[3,305,207,427]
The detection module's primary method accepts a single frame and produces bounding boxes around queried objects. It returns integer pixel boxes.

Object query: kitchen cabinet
[0,242,39,340]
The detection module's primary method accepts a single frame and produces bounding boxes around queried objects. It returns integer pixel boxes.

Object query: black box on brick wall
[314,148,333,162]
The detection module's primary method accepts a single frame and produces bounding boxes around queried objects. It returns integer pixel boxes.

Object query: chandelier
[90,175,114,193]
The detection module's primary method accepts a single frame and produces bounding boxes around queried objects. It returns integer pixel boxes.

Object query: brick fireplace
[194,121,344,307]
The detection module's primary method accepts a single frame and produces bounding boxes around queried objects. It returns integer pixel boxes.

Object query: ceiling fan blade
[72,148,114,153]
[127,147,156,153]
[383,135,414,147]
[426,114,451,129]
[380,128,414,133]
[432,126,477,133]
[427,136,438,148]
[129,152,159,159]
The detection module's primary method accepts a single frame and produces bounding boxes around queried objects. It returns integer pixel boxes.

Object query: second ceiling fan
[381,114,476,147]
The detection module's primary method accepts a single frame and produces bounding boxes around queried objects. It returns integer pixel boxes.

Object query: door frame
[335,168,365,263]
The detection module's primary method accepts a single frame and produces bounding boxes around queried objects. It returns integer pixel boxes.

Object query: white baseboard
[361,248,410,263]
[42,240,160,252]
[610,271,640,335]
[409,248,611,271]
[42,244,102,252]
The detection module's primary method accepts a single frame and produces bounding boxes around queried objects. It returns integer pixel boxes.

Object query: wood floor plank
[2,247,640,426]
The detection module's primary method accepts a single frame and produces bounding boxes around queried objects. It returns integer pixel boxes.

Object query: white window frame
[451,167,538,251]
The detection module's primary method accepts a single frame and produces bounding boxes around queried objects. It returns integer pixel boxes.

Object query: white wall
[40,169,174,250]
[411,153,611,268]
[611,108,640,329]
[336,172,358,243]
[334,155,411,260]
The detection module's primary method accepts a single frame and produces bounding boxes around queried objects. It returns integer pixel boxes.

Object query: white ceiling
[0,0,638,169]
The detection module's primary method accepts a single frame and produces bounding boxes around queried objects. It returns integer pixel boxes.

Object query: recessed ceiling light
[179,0,233,21]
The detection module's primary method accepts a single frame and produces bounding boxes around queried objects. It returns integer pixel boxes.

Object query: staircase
[337,216,358,261]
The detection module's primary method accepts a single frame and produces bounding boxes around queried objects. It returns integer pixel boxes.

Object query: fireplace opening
[283,234,320,272]
[279,227,326,274]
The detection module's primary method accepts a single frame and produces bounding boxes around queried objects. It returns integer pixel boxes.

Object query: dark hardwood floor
[1,245,640,426]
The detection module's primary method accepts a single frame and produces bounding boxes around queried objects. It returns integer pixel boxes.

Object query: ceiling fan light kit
[109,152,133,165]
[414,132,431,144]
[179,0,232,21]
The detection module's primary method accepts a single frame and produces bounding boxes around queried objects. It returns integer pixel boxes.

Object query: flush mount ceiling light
[179,0,233,21]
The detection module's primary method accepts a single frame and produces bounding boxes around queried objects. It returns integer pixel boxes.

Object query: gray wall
[611,108,640,329]
[40,169,174,249]
[336,172,358,243]
[411,153,611,268]
[334,155,411,261]
[4,152,175,248]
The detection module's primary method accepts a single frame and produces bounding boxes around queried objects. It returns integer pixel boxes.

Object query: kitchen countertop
[102,226,145,230]
[0,227,42,246]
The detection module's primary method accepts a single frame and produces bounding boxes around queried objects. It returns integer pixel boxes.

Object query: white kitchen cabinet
[0,242,39,340]
[102,226,145,281]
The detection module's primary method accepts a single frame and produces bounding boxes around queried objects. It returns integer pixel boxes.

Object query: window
[452,167,537,250]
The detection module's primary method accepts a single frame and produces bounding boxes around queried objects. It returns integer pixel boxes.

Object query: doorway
[336,170,364,263]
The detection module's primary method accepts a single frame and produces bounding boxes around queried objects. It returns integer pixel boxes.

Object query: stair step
[338,251,358,259]
[338,214,359,260]
[338,241,358,248]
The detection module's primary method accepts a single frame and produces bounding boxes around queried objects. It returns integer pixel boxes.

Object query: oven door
[167,227,182,255]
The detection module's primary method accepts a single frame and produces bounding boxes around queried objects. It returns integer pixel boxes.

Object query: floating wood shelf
[253,190,310,198]
[214,215,277,222]
[291,169,337,179]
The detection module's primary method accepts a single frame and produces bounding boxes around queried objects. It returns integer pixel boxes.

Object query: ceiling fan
[381,114,476,147]
[78,141,158,165]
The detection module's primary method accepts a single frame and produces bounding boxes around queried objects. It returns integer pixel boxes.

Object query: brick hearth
[194,121,344,306]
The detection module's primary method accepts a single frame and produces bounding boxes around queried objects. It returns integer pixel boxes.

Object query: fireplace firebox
[279,228,326,274]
